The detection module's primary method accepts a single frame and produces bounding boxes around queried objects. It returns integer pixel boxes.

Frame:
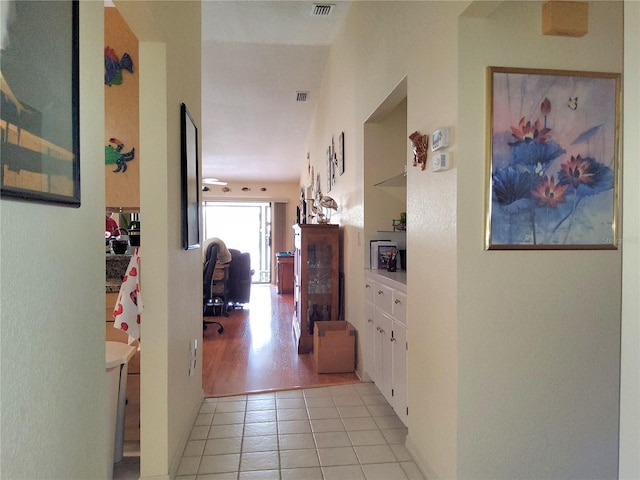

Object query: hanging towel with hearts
[113,247,143,345]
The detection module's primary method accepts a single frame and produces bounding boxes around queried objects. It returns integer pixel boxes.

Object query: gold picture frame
[485,67,621,250]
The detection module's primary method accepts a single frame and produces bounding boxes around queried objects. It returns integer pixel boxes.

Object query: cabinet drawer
[373,283,393,316]
[392,290,407,326]
[364,279,375,303]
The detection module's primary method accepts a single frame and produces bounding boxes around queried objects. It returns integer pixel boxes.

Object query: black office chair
[227,248,254,309]
[203,243,225,333]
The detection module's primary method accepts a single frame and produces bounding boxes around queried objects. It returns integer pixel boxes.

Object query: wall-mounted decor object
[1,1,80,206]
[315,172,322,201]
[431,128,450,151]
[181,103,200,250]
[409,131,428,171]
[338,132,345,175]
[486,67,620,250]
[318,195,338,224]
[105,137,135,172]
[331,135,338,184]
[104,46,134,86]
[327,145,333,192]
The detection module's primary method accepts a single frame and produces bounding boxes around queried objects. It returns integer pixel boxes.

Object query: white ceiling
[200,1,351,184]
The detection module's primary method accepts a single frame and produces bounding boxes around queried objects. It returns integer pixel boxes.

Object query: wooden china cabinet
[292,223,340,354]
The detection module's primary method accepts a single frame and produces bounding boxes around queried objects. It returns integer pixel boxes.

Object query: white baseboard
[405,434,438,480]
[168,393,204,479]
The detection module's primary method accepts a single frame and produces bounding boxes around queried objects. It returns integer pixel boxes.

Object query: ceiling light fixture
[202,178,228,186]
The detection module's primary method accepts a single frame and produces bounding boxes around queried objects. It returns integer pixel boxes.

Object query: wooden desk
[276,255,294,294]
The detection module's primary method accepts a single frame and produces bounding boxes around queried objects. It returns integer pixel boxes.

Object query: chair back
[227,248,253,304]
[203,243,219,298]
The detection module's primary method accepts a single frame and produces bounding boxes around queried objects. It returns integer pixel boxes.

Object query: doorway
[203,201,272,283]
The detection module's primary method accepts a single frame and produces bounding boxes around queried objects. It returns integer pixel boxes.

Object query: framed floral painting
[485,67,621,250]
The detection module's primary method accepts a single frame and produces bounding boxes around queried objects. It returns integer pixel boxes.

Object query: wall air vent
[311,4,334,16]
[296,91,309,102]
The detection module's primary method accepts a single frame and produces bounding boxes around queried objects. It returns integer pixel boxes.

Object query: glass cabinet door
[307,243,333,327]
[292,223,339,354]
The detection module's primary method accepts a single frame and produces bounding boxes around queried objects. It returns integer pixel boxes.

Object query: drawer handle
[367,318,373,323]
[379,329,385,334]
[365,284,370,289]
[391,337,396,342]
[376,326,381,331]
[378,290,384,295]
[395,299,401,304]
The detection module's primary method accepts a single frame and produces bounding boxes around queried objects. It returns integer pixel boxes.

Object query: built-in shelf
[374,172,406,187]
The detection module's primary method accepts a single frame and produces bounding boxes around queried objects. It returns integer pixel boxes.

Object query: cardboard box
[314,321,356,373]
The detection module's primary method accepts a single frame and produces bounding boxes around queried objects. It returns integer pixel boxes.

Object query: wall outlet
[431,151,450,172]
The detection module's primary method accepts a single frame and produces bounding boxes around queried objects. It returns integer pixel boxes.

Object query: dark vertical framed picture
[1,0,80,206]
[338,132,345,175]
[181,103,201,250]
[326,145,332,192]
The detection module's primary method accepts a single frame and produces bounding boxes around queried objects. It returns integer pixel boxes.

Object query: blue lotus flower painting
[486,67,620,249]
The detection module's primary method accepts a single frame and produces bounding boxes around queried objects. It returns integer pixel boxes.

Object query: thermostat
[431,127,450,151]
[431,152,450,171]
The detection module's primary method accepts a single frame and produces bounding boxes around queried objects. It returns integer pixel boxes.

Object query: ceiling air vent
[296,91,309,102]
[311,3,334,16]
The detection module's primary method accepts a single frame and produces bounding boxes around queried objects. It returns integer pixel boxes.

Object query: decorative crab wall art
[409,131,428,170]
[105,138,135,173]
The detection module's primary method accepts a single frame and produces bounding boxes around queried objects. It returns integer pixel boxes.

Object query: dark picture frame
[1,0,80,206]
[181,103,201,250]
[326,145,333,192]
[338,131,345,175]
[486,67,621,250]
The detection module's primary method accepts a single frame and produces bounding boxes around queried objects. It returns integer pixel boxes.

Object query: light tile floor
[176,382,425,480]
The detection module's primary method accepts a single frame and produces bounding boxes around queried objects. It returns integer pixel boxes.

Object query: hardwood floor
[202,284,360,397]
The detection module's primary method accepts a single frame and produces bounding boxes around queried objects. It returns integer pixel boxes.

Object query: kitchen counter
[365,268,407,289]
[106,278,123,293]
[106,253,131,292]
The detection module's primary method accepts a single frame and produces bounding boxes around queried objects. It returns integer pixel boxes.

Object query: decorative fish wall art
[105,138,135,173]
[104,46,134,86]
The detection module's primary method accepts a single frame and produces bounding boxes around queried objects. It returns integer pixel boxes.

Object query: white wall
[113,1,203,477]
[305,1,627,479]
[620,1,640,477]
[457,1,623,478]
[0,2,107,478]
[303,3,468,478]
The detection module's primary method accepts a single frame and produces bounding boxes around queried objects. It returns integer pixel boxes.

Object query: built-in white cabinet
[364,271,408,425]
